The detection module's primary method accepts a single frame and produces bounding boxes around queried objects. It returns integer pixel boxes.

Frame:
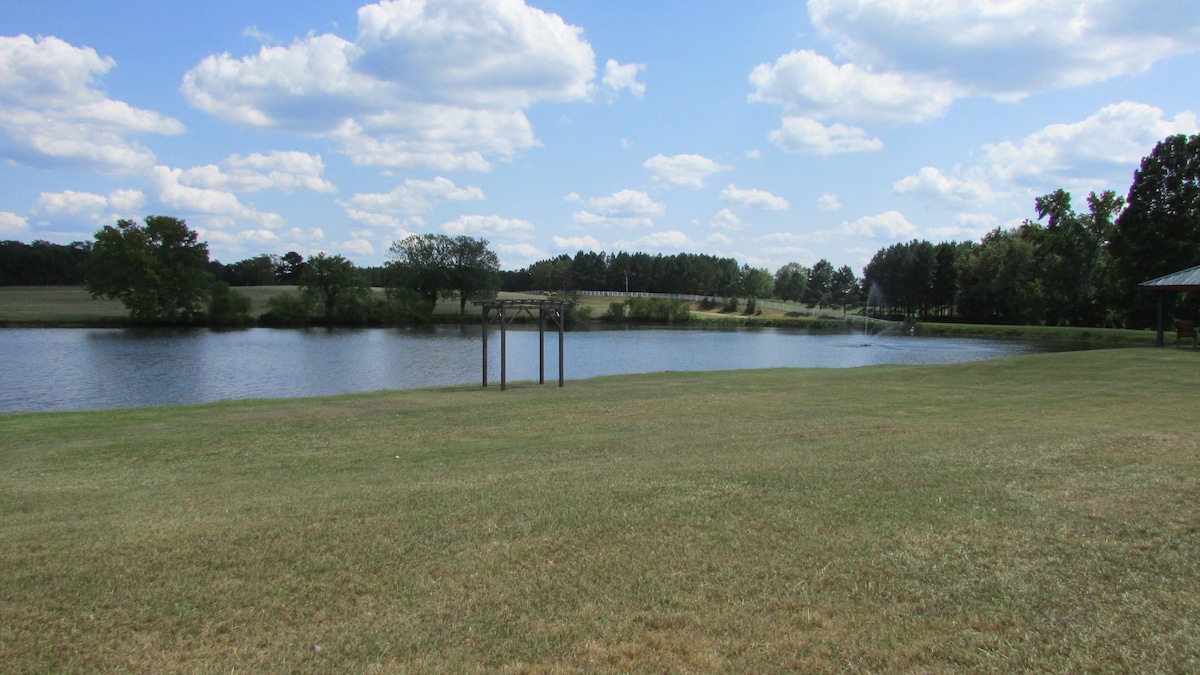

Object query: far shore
[0,284,1161,344]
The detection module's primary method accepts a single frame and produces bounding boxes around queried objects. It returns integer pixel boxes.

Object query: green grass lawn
[4,348,1200,672]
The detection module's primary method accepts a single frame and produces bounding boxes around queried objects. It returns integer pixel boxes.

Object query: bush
[723,296,740,313]
[625,297,690,323]
[259,292,315,326]
[385,287,435,323]
[606,301,625,320]
[745,297,758,315]
[207,281,252,326]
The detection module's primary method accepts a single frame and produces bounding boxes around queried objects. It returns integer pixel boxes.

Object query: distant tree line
[0,240,93,285]
[864,133,1200,328]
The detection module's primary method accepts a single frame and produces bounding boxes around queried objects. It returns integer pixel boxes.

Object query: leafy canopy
[84,216,214,323]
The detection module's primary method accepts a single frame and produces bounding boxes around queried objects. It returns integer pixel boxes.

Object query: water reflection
[0,326,1046,413]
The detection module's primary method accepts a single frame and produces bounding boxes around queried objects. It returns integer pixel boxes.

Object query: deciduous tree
[83,216,214,323]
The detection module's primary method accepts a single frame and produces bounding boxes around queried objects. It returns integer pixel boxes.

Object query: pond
[0,325,1053,414]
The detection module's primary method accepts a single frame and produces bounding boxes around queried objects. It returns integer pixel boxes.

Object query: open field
[3,348,1200,671]
[0,286,536,325]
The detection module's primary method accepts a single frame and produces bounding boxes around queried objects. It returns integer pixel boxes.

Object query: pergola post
[481,306,489,387]
[475,299,569,390]
[1156,292,1165,347]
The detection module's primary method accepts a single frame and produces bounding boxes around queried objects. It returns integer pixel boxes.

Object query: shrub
[259,292,315,326]
[207,281,252,326]
[625,297,690,323]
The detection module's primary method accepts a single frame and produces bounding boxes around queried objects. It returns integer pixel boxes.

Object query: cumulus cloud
[893,166,995,207]
[898,101,1198,211]
[339,177,484,227]
[752,2,1200,155]
[177,151,336,194]
[149,165,285,230]
[0,34,184,174]
[643,153,731,189]
[710,209,746,231]
[720,184,789,211]
[808,0,1200,99]
[182,0,597,171]
[602,59,646,99]
[613,230,692,251]
[749,49,956,125]
[32,189,147,226]
[495,242,544,268]
[0,211,29,237]
[571,189,665,228]
[553,234,602,251]
[817,193,842,212]
[768,117,882,155]
[837,211,918,239]
[982,101,1198,188]
[441,214,535,238]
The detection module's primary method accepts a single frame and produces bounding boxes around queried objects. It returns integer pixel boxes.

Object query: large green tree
[298,253,373,323]
[446,236,501,314]
[773,262,809,303]
[84,216,214,323]
[1110,133,1200,325]
[387,234,501,314]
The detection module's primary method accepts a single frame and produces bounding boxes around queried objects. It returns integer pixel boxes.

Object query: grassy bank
[4,349,1200,671]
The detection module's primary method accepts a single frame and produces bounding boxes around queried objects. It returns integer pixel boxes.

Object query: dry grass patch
[3,348,1200,671]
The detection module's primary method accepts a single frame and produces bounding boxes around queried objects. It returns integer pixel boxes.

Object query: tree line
[863,133,1200,328]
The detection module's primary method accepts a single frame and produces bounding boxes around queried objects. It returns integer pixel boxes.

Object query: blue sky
[2,1,1198,274]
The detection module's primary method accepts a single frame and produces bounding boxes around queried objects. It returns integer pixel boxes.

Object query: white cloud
[710,209,746,231]
[0,35,184,174]
[817,193,842,212]
[0,211,29,237]
[894,166,995,207]
[768,117,882,155]
[900,102,1199,212]
[339,177,484,227]
[178,151,336,194]
[571,189,665,228]
[32,189,147,225]
[602,59,646,99]
[340,238,376,257]
[441,214,535,237]
[553,235,602,251]
[837,211,918,239]
[720,184,789,211]
[749,49,956,125]
[182,0,596,171]
[495,242,544,268]
[613,230,692,251]
[925,213,1000,241]
[809,0,1200,99]
[982,101,1198,188]
[149,165,285,230]
[643,154,731,189]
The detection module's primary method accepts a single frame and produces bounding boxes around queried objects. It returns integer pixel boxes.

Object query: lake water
[0,326,1050,414]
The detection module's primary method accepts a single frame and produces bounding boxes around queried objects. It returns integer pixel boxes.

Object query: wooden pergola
[1139,264,1200,346]
[474,299,570,390]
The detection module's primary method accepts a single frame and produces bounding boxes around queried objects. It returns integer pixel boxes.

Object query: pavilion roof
[1139,264,1200,292]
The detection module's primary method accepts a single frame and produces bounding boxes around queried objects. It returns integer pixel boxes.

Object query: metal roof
[1139,264,1200,291]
